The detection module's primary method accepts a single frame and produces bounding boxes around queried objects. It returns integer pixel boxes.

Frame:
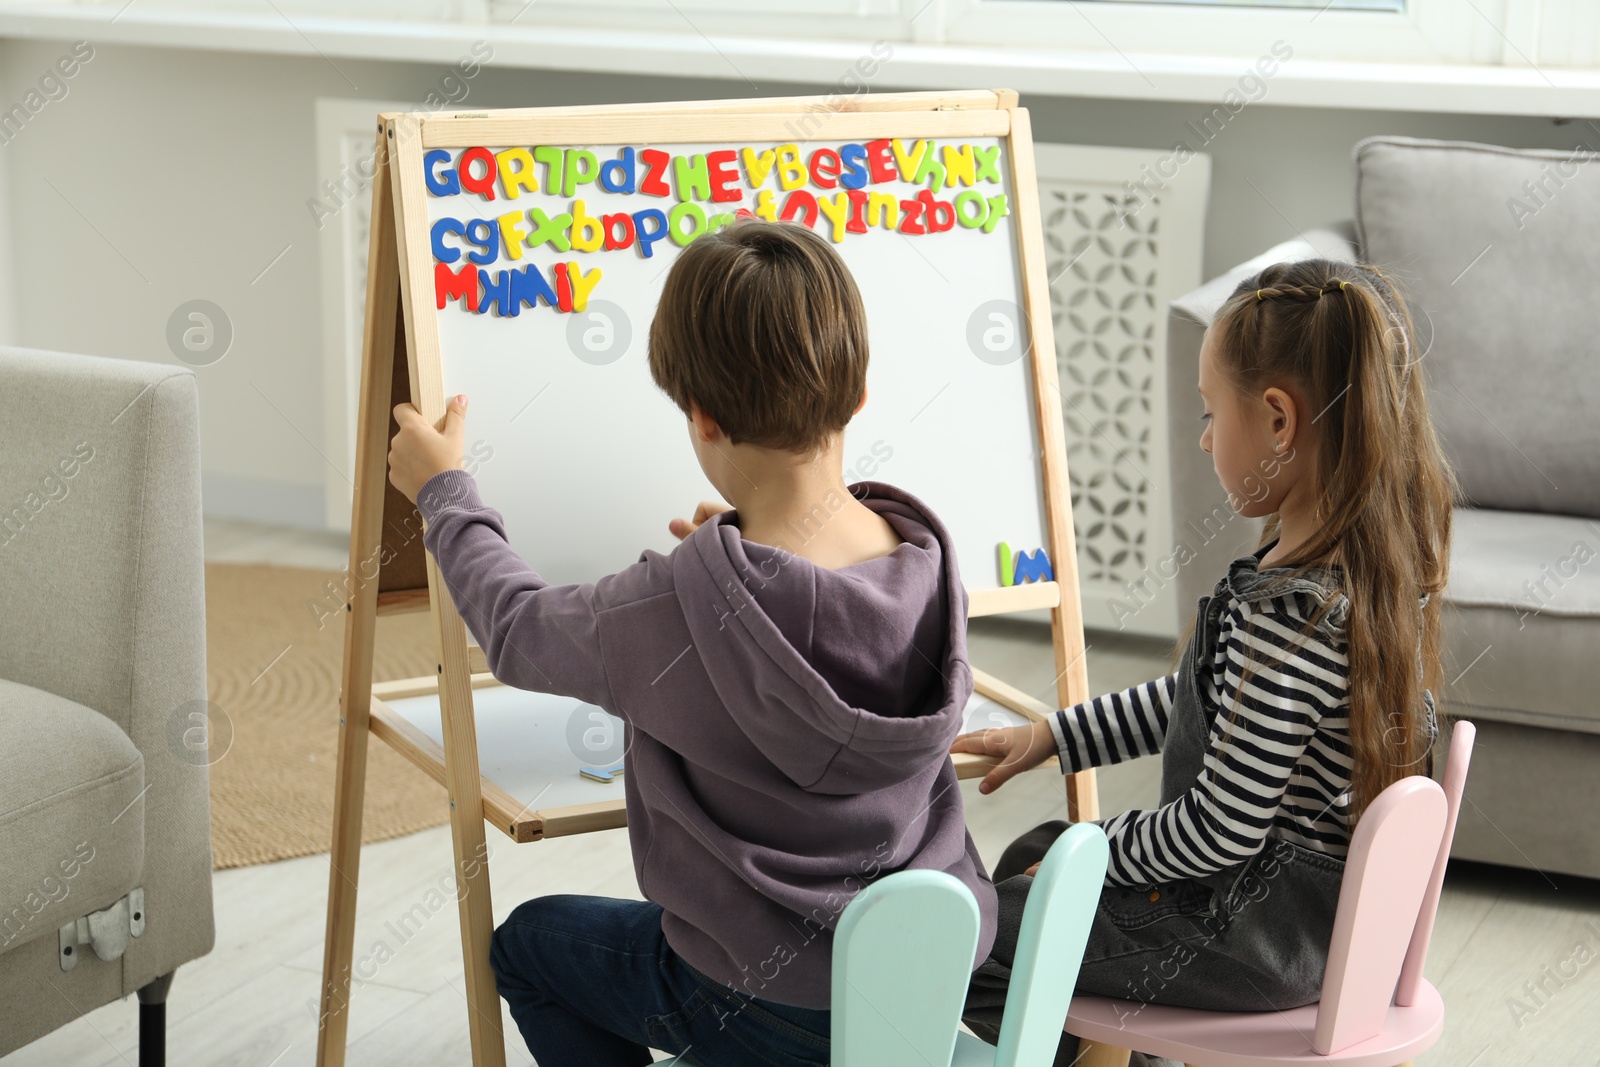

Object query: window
[1056,0,1404,8]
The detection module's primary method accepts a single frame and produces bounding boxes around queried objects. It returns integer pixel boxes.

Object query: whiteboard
[420,137,1048,590]
[387,684,1035,815]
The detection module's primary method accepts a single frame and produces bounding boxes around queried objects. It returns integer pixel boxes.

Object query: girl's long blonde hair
[1195,258,1459,827]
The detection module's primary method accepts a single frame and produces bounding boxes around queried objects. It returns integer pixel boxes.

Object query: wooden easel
[315,89,1098,1067]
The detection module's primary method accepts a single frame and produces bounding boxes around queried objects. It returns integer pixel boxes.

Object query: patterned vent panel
[1041,181,1172,635]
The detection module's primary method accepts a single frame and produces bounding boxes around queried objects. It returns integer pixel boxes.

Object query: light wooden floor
[6,516,1594,1067]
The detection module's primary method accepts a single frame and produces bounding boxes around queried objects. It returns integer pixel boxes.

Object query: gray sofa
[0,347,215,1060]
[1164,136,1600,881]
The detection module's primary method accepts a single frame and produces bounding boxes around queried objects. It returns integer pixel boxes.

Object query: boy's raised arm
[414,467,617,709]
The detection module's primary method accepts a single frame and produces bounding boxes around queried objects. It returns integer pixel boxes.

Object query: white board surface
[421,136,1048,591]
[386,683,1035,815]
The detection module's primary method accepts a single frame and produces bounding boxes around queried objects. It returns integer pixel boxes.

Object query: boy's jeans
[490,894,832,1067]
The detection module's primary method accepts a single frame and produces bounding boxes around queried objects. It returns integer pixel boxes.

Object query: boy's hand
[950,719,1058,796]
[669,500,731,540]
[389,394,468,504]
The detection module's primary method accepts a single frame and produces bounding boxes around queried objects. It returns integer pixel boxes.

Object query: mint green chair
[954,823,1111,1066]
[831,821,1111,1067]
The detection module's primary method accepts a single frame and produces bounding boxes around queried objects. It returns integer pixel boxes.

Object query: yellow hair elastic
[1339,280,1348,291]
[1256,289,1265,301]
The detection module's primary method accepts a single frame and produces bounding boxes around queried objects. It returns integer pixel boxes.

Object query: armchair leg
[137,971,176,1067]
[1077,1041,1133,1067]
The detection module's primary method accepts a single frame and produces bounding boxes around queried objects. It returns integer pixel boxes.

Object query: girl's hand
[669,500,731,540]
[389,395,467,504]
[949,719,1058,795]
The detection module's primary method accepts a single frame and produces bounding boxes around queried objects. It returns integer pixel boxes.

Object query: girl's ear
[1261,385,1299,450]
[854,386,869,416]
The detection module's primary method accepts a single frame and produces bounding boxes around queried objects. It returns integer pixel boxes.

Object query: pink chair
[1065,721,1475,1067]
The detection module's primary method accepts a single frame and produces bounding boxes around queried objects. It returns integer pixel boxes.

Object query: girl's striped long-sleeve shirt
[1049,586,1358,888]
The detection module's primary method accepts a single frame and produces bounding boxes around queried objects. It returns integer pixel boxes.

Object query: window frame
[930,0,1520,65]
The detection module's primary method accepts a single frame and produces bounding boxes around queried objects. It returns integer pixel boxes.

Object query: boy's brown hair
[648,218,869,453]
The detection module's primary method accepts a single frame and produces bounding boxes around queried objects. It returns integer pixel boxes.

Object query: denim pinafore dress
[964,549,1422,1061]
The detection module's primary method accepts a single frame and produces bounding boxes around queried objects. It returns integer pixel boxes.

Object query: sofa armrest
[1163,223,1359,627]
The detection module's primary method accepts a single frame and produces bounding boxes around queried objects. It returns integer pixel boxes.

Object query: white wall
[0,37,1585,528]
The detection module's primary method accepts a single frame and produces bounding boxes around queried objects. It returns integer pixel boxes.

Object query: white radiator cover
[1034,143,1209,639]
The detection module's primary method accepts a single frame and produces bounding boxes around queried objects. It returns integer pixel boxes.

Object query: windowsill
[1,4,1597,119]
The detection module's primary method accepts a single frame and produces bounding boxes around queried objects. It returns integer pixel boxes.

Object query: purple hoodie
[415,469,998,1009]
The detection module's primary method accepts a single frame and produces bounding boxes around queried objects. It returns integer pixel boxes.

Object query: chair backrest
[832,869,981,1067]
[993,822,1110,1067]
[1312,778,1448,1055]
[1396,719,1475,1006]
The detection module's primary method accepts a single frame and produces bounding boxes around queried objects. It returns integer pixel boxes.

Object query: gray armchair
[0,347,215,1061]
[1164,136,1600,880]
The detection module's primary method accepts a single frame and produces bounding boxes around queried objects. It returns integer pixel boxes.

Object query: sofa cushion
[1442,507,1600,734]
[1354,136,1600,518]
[0,678,145,956]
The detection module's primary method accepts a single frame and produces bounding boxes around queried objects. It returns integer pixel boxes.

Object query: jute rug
[205,562,449,869]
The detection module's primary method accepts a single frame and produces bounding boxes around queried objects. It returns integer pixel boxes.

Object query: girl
[954,258,1457,1067]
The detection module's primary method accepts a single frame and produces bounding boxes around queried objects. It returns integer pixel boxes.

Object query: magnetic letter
[919,189,954,232]
[974,144,1003,183]
[458,147,497,199]
[864,139,897,184]
[435,262,478,311]
[602,212,636,250]
[707,149,742,202]
[527,208,574,252]
[562,149,599,198]
[598,147,637,194]
[891,139,927,182]
[496,147,539,199]
[817,192,851,242]
[673,153,712,201]
[779,189,818,227]
[742,147,777,189]
[496,211,531,260]
[568,262,602,312]
[509,263,560,311]
[774,144,807,191]
[809,147,842,190]
[838,143,869,190]
[570,199,604,253]
[533,146,565,192]
[982,193,1010,233]
[942,144,977,188]
[668,201,708,246]
[640,149,672,196]
[954,189,989,229]
[634,208,669,257]
[866,192,899,230]
[425,149,460,196]
[430,217,465,263]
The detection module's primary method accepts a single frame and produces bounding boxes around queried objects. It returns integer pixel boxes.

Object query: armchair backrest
[0,346,205,739]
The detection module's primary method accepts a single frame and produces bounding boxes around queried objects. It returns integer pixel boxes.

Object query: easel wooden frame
[316,88,1098,1067]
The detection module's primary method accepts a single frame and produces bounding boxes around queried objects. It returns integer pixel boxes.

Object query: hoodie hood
[673,480,972,794]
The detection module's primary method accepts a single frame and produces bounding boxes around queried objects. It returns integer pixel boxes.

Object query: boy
[387,218,997,1066]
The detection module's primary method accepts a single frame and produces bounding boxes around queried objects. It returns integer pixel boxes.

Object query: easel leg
[383,113,508,1067]
[428,567,507,1067]
[315,682,373,1066]
[315,123,403,1067]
